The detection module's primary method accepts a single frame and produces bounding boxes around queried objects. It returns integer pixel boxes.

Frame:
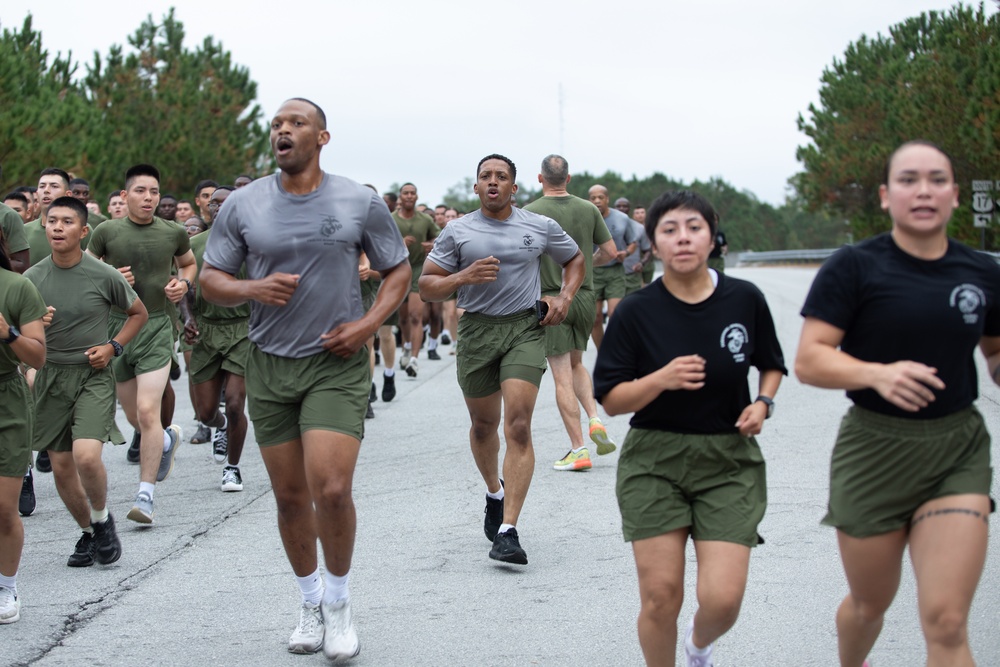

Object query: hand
[251,273,300,306]
[403,235,417,247]
[631,263,643,273]
[654,354,706,391]
[320,320,372,358]
[183,318,200,345]
[420,240,435,254]
[735,401,768,436]
[164,278,187,304]
[118,265,135,286]
[85,343,114,369]
[615,250,628,261]
[461,256,500,285]
[872,360,945,412]
[358,259,371,282]
[539,294,570,326]
[0,311,9,339]
[42,306,56,328]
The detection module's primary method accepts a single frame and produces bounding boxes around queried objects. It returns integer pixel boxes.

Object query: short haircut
[645,190,719,240]
[540,154,569,187]
[107,189,123,203]
[47,195,88,226]
[286,97,327,130]
[125,164,161,190]
[4,191,28,206]
[383,192,398,206]
[883,139,955,184]
[69,177,90,188]
[477,154,516,181]
[237,174,253,181]
[213,185,235,194]
[16,185,36,194]
[400,182,416,191]
[159,193,178,202]
[39,167,71,188]
[178,198,193,207]
[195,180,219,196]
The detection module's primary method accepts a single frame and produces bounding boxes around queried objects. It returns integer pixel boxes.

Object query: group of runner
[0,107,994,667]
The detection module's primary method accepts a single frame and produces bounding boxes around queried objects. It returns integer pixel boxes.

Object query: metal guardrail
[738,248,1000,265]
[737,249,837,264]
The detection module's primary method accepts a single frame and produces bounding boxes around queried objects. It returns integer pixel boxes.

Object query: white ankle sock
[90,507,109,524]
[498,523,515,535]
[296,569,323,606]
[0,572,16,594]
[323,570,350,604]
[139,482,155,498]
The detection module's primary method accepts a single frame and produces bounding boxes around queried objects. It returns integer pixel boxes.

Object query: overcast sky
[3,1,989,206]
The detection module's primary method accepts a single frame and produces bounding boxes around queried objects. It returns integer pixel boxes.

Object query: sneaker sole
[288,642,322,655]
[405,366,417,378]
[0,604,20,624]
[221,483,243,492]
[553,460,592,471]
[126,507,153,524]
[489,548,528,565]
[589,430,617,456]
[323,641,361,662]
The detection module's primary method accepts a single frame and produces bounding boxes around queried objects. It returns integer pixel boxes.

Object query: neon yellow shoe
[554,447,592,471]
[589,418,617,455]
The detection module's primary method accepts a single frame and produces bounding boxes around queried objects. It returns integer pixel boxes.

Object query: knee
[225,395,246,419]
[922,606,968,649]
[315,478,353,512]
[470,419,499,443]
[504,414,531,446]
[641,582,683,624]
[74,451,103,477]
[703,591,744,629]
[848,594,891,625]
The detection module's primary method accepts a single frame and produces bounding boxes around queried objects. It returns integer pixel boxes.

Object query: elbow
[793,354,814,386]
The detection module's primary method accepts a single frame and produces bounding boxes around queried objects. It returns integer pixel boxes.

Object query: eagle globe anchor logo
[720,324,749,363]
[950,284,986,324]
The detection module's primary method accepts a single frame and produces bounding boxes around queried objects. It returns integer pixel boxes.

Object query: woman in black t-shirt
[796,140,999,667]
[594,190,785,667]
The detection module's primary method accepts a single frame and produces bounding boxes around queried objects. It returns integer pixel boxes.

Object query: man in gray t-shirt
[624,218,652,294]
[201,98,410,661]
[588,184,637,349]
[420,153,584,567]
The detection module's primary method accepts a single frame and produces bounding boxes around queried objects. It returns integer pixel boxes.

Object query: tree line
[0,11,272,202]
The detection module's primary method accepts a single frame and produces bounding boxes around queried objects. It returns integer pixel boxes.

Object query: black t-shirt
[593,275,787,433]
[801,233,1000,419]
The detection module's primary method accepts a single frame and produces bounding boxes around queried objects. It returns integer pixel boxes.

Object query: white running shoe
[0,586,20,624]
[288,601,324,654]
[322,599,360,661]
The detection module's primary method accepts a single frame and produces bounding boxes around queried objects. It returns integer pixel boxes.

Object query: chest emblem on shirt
[720,324,748,363]
[949,283,986,324]
[523,234,534,246]
[320,216,343,238]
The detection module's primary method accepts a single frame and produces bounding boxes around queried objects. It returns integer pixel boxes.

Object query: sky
[2,0,990,207]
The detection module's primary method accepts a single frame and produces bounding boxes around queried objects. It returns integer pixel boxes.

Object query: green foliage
[796,3,1000,245]
[0,10,272,201]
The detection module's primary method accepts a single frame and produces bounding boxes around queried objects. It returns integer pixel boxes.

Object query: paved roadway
[6,266,1000,666]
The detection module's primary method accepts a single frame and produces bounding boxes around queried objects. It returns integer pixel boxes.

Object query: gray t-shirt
[600,208,639,265]
[203,173,407,358]
[426,208,579,316]
[623,219,651,273]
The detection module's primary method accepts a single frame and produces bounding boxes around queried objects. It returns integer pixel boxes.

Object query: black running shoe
[427,349,441,361]
[190,424,212,444]
[126,431,141,464]
[489,528,527,565]
[369,382,377,403]
[441,332,451,345]
[169,361,181,381]
[365,400,375,419]
[35,450,51,473]
[381,373,396,402]
[19,470,35,517]
[68,531,97,567]
[92,515,122,565]
[483,480,504,542]
[374,351,381,366]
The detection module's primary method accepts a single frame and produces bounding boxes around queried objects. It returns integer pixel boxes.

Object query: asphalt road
[6,266,1000,666]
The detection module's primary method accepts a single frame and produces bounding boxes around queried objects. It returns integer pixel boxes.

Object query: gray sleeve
[638,223,651,251]
[425,225,459,273]
[623,217,639,245]
[202,195,247,275]
[361,195,408,272]
[543,218,580,266]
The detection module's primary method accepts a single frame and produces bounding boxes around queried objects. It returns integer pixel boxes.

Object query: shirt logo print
[949,283,986,324]
[720,323,748,363]
[523,234,534,246]
[320,216,342,238]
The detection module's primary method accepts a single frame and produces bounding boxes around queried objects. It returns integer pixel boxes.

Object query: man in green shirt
[393,183,438,377]
[0,165,30,273]
[69,178,107,228]
[25,196,147,567]
[88,164,196,525]
[524,155,619,472]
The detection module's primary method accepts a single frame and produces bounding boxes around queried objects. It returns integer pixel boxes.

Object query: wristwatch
[107,339,124,357]
[180,278,193,291]
[755,396,774,419]
[1,326,20,344]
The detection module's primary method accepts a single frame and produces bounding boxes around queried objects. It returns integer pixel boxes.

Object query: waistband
[462,308,535,324]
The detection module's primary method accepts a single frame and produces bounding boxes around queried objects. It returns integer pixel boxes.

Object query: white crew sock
[323,570,350,604]
[428,337,438,350]
[139,481,155,498]
[0,572,16,594]
[296,569,323,606]
[91,507,110,524]
[384,368,395,378]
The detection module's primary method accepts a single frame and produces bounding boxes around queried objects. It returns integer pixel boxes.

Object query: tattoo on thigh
[910,507,989,527]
